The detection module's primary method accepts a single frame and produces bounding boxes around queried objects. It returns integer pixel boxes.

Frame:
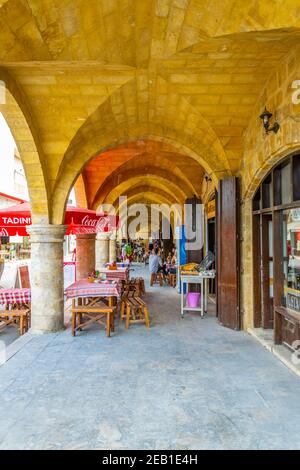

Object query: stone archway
[0,69,49,222]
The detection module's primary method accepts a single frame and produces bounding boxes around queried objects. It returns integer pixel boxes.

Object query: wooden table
[0,287,31,335]
[65,279,121,337]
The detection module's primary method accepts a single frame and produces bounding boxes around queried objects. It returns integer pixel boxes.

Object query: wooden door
[261,214,274,329]
[253,214,262,327]
[216,177,240,330]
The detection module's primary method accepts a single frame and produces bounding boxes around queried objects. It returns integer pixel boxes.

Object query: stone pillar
[240,198,254,331]
[27,224,67,333]
[76,233,96,279]
[109,234,117,263]
[95,233,109,269]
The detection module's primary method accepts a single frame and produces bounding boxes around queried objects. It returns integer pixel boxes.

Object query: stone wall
[240,45,300,329]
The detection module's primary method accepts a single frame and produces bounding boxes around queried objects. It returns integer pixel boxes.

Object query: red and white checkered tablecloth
[98,267,129,282]
[65,279,121,300]
[0,288,31,305]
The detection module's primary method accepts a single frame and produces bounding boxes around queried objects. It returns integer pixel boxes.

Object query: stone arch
[245,145,300,200]
[51,75,231,224]
[112,185,181,209]
[101,175,186,205]
[0,69,49,222]
[242,44,300,199]
[93,169,191,210]
[75,143,203,210]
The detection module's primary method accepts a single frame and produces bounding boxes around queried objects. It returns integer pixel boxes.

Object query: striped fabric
[0,288,31,305]
[98,267,129,281]
[65,279,121,300]
[104,262,130,268]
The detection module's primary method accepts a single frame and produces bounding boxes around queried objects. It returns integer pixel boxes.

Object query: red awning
[0,202,118,237]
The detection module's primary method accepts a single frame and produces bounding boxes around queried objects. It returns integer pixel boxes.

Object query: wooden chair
[136,277,146,296]
[150,272,164,287]
[0,308,30,335]
[119,289,135,324]
[125,297,150,329]
[168,273,177,288]
[71,299,116,337]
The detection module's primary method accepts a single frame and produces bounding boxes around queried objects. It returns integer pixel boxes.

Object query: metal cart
[180,271,215,318]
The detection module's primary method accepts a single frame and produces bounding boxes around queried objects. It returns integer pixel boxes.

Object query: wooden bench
[125,297,150,329]
[71,302,116,337]
[0,309,30,336]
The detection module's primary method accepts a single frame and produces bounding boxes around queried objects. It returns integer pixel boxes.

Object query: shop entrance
[252,153,300,351]
[253,213,274,329]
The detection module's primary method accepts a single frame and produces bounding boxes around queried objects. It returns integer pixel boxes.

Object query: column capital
[109,232,117,241]
[27,224,67,243]
[96,232,110,241]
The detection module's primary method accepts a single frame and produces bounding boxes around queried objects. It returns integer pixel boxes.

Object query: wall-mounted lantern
[259,107,280,134]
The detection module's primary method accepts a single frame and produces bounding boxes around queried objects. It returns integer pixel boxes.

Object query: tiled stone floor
[0,264,300,450]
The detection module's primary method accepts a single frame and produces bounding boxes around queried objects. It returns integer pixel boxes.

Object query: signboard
[0,202,119,236]
[18,265,30,288]
[207,199,216,219]
[287,292,300,313]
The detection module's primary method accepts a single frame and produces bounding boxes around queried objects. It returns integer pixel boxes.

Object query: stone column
[240,198,254,331]
[27,224,67,333]
[76,233,96,279]
[109,233,117,263]
[96,233,109,269]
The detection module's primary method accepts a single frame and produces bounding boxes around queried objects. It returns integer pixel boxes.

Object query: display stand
[180,271,215,318]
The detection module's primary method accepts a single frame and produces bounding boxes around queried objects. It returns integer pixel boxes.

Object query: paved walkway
[1,265,300,450]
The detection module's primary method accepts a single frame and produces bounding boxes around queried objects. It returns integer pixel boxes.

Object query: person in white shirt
[149,248,160,274]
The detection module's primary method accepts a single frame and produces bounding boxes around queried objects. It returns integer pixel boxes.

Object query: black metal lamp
[259,107,280,134]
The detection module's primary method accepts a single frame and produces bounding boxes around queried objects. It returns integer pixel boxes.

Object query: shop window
[262,174,272,209]
[273,166,282,206]
[253,187,261,211]
[293,154,300,202]
[281,161,291,205]
[253,153,300,351]
[281,208,300,312]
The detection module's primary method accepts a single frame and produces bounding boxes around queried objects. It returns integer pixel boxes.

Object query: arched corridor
[1,264,300,449]
[1,0,300,452]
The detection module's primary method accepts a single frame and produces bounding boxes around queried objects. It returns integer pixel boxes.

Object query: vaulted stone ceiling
[0,0,299,222]
[74,140,204,210]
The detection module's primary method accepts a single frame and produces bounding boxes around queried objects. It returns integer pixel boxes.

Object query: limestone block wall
[240,45,300,329]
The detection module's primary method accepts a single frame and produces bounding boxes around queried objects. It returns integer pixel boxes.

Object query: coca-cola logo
[81,215,99,227]
[81,215,113,232]
[0,228,8,236]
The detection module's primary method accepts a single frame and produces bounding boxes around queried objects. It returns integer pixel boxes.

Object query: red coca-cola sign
[0,202,119,236]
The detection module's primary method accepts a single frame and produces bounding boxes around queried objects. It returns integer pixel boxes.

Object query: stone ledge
[248,327,300,379]
[0,332,34,367]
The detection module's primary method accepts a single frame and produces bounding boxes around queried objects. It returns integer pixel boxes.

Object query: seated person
[169,253,177,275]
[157,250,168,276]
[166,252,172,265]
[149,248,159,274]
